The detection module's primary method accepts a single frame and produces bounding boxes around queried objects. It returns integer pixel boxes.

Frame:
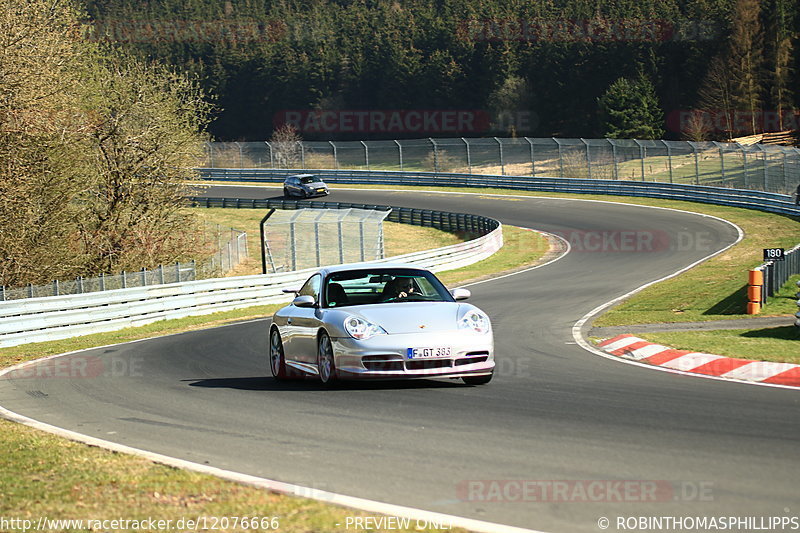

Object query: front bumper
[303,188,329,198]
[331,330,494,379]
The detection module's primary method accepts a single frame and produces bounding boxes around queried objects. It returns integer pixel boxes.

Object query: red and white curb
[597,334,800,387]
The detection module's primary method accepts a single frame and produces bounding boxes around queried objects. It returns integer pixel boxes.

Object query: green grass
[637,327,800,364]
[192,207,468,276]
[0,224,548,531]
[0,418,469,533]
[197,182,799,327]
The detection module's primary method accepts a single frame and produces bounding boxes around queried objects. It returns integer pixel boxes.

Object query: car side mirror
[451,288,471,301]
[293,295,316,308]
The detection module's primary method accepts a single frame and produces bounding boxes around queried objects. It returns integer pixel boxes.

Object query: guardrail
[199,168,800,217]
[0,202,501,348]
[749,244,800,323]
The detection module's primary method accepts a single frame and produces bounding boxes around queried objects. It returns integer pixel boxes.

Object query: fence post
[78,276,84,293]
[760,145,768,190]
[359,220,366,261]
[299,141,305,169]
[782,152,788,193]
[28,284,33,298]
[741,147,749,188]
[554,138,564,178]
[53,280,59,297]
[265,141,274,168]
[207,142,214,168]
[140,269,146,286]
[158,265,165,285]
[692,142,700,185]
[190,260,196,281]
[290,219,297,271]
[394,140,403,171]
[176,262,181,283]
[234,141,243,168]
[581,138,592,179]
[338,219,345,263]
[747,269,763,314]
[122,271,127,289]
[713,142,725,183]
[100,273,105,291]
[463,137,472,174]
[494,137,504,175]
[666,142,673,183]
[329,141,338,169]
[430,138,439,173]
[525,137,535,177]
[1,286,4,301]
[360,141,369,170]
[607,139,618,180]
[633,139,645,181]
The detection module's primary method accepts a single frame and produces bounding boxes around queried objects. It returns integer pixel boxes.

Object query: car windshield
[323,268,454,308]
[299,176,317,184]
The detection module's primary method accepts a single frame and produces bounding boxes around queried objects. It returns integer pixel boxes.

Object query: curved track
[2,187,799,532]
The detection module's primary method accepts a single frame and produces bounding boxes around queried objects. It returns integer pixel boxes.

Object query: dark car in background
[283,174,329,198]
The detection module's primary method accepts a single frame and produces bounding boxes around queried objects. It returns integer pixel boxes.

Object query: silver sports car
[269,264,495,385]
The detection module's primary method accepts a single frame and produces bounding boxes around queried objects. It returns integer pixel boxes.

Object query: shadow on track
[184,376,467,391]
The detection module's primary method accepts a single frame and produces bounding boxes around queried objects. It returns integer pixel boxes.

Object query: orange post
[747,269,763,315]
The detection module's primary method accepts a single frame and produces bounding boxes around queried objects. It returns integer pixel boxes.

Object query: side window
[298,274,321,302]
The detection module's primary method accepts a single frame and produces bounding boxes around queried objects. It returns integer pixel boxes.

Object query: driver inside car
[382,277,415,300]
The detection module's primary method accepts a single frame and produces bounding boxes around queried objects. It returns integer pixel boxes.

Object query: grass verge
[0,224,548,531]
[192,207,466,277]
[636,327,800,364]
[0,419,469,533]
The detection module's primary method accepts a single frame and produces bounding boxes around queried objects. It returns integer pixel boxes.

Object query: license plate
[407,347,451,359]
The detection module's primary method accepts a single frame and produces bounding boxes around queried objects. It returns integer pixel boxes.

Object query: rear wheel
[317,332,337,385]
[269,328,288,380]
[462,372,493,386]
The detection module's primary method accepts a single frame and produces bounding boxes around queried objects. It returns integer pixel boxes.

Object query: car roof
[288,173,317,179]
[317,262,429,276]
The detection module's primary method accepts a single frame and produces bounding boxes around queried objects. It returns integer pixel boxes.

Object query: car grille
[405,359,453,370]
[362,356,404,372]
[455,352,489,366]
[362,352,489,372]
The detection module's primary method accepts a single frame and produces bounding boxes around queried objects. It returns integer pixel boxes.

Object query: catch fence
[203,138,800,195]
[1,226,248,301]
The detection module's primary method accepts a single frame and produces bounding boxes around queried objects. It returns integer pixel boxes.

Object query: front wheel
[462,372,493,386]
[269,328,289,380]
[317,332,337,385]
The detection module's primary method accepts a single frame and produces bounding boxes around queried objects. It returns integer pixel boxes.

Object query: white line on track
[0,334,545,533]
[0,185,785,533]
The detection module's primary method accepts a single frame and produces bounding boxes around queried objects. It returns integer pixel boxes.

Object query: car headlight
[344,316,387,340]
[459,310,491,334]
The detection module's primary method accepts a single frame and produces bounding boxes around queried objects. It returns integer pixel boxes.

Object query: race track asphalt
[1,186,798,532]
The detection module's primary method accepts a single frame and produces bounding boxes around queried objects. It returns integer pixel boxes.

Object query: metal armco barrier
[189,196,499,235]
[199,168,800,217]
[796,280,800,327]
[0,201,502,348]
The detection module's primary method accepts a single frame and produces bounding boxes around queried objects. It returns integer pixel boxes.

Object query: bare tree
[270,124,303,168]
[0,0,90,286]
[77,51,211,273]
